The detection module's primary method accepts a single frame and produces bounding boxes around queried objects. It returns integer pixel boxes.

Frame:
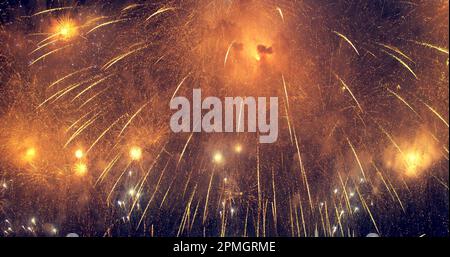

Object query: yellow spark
[423,102,449,128]
[71,74,114,101]
[122,4,145,12]
[276,7,285,22]
[64,112,101,148]
[171,74,191,101]
[29,39,59,55]
[377,43,414,63]
[333,31,359,56]
[335,74,364,112]
[410,40,449,55]
[86,19,129,34]
[32,7,73,16]
[102,45,148,70]
[224,41,236,67]
[381,50,418,80]
[29,45,72,66]
[346,138,367,181]
[86,117,122,153]
[118,103,149,138]
[145,7,176,21]
[234,144,243,153]
[47,66,94,89]
[387,88,421,118]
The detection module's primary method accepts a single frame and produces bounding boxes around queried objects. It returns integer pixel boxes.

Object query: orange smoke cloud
[384,130,442,178]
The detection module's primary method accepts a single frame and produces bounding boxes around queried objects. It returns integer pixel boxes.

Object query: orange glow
[129,146,143,161]
[54,19,77,40]
[384,131,441,178]
[23,147,37,162]
[213,152,224,163]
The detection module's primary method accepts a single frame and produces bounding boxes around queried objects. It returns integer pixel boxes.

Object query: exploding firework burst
[0,0,448,237]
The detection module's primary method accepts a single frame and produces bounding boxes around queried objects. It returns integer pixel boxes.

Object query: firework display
[0,0,448,238]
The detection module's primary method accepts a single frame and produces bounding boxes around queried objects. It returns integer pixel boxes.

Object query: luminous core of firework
[23,147,36,162]
[405,152,422,176]
[234,144,243,153]
[74,162,88,176]
[129,147,143,161]
[75,149,84,159]
[213,152,224,163]
[55,20,77,40]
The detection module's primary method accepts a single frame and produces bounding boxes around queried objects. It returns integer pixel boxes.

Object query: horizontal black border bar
[1,237,448,256]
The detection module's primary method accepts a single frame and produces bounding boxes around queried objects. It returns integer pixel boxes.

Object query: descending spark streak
[29,45,72,66]
[338,172,352,214]
[284,76,313,210]
[96,153,122,185]
[377,43,415,63]
[118,103,149,138]
[129,145,168,217]
[71,74,114,101]
[224,41,235,67]
[107,162,132,205]
[86,19,129,34]
[171,74,191,101]
[333,31,359,56]
[335,74,364,112]
[37,77,97,109]
[387,88,421,118]
[177,132,194,166]
[31,7,74,16]
[276,7,285,23]
[410,40,449,54]
[299,199,307,237]
[376,122,406,159]
[29,39,59,55]
[355,186,380,234]
[384,172,405,212]
[86,117,122,153]
[78,86,112,109]
[346,138,367,181]
[271,167,278,234]
[432,175,449,190]
[422,102,449,128]
[64,112,101,147]
[102,45,148,70]
[381,50,418,80]
[145,7,176,21]
[47,66,94,89]
[37,33,59,46]
[177,185,197,236]
[203,170,214,225]
[137,159,171,228]
[282,75,294,144]
[122,4,145,12]
[66,107,99,132]
[256,144,261,237]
